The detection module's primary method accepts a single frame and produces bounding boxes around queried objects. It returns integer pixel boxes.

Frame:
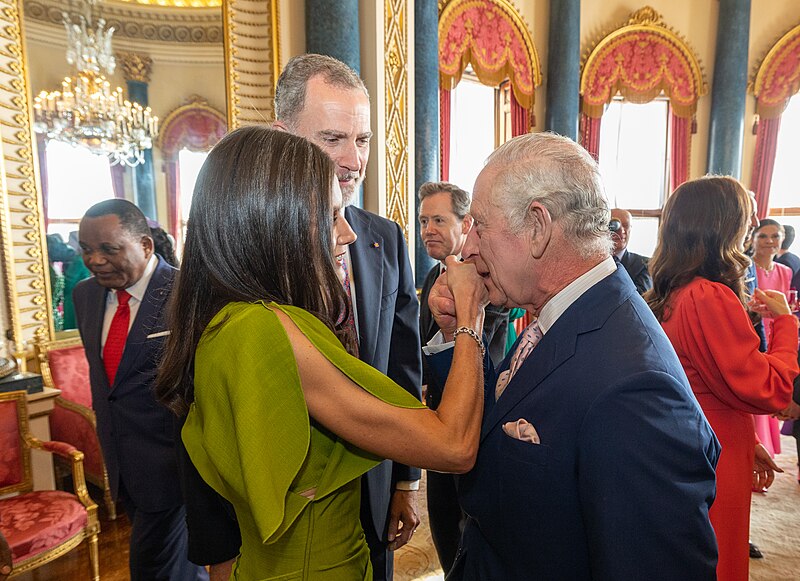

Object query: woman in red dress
[646,176,798,581]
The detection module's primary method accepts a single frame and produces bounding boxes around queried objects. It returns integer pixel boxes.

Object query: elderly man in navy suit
[73,199,206,581]
[426,133,720,580]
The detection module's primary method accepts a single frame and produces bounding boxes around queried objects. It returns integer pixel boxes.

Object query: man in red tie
[73,199,207,581]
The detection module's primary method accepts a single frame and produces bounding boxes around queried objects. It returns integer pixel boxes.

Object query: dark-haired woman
[155,126,486,580]
[646,176,799,581]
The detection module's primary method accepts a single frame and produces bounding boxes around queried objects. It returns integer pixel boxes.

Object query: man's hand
[429,269,457,339]
[386,490,420,551]
[774,399,800,421]
[209,558,235,581]
[753,442,783,491]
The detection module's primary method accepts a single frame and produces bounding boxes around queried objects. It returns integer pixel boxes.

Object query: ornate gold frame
[0,0,52,363]
[0,0,276,362]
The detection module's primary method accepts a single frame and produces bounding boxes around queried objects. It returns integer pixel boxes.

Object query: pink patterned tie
[495,318,542,400]
[338,256,359,357]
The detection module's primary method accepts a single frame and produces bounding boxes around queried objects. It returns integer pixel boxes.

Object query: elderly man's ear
[527,201,552,259]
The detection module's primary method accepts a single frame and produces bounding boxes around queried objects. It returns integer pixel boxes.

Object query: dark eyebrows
[317,129,347,139]
[357,132,373,140]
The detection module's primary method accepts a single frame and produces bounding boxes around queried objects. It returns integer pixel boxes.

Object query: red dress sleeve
[671,279,798,414]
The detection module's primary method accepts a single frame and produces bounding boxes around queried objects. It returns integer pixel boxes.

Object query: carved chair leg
[88,532,100,581]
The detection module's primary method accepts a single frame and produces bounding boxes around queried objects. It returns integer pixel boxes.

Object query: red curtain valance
[158,100,227,161]
[752,23,800,119]
[439,0,541,110]
[580,7,706,119]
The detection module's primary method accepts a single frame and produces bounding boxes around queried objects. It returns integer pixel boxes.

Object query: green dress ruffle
[182,302,425,580]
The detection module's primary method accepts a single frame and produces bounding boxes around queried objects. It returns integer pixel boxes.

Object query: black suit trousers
[426,470,464,574]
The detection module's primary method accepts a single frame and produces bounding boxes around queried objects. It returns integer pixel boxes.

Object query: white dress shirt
[100,254,159,350]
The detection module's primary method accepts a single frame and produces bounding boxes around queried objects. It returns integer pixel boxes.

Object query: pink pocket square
[502,418,541,444]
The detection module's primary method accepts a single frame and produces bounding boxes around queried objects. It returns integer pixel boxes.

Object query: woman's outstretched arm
[281,258,486,474]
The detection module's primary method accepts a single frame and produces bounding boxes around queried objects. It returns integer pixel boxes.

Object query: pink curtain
[110,165,126,199]
[750,116,782,220]
[439,88,451,181]
[579,113,601,161]
[669,110,691,193]
[510,90,530,137]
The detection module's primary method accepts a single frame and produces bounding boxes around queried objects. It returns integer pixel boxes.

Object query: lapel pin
[371,242,380,248]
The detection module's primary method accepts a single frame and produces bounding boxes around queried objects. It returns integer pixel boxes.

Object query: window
[44,140,114,241]
[448,74,511,193]
[177,148,208,243]
[598,98,670,256]
[767,95,800,249]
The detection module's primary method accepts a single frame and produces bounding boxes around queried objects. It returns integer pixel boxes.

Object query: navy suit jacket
[619,249,652,294]
[345,205,423,538]
[73,258,182,513]
[428,266,720,580]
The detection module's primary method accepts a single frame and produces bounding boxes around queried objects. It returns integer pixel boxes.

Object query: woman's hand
[748,288,792,319]
[753,442,783,491]
[445,255,488,335]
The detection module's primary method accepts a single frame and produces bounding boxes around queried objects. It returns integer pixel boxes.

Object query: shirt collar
[114,254,158,303]
[538,256,617,335]
[614,247,627,261]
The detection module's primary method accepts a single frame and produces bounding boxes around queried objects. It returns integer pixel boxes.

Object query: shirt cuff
[421,330,455,356]
[395,480,420,491]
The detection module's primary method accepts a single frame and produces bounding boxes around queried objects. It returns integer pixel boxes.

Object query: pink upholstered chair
[36,336,115,519]
[0,390,100,579]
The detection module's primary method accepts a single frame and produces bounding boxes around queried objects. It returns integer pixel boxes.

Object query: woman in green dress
[156,126,487,580]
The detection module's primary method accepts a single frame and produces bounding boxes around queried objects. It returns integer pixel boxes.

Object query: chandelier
[32,0,158,167]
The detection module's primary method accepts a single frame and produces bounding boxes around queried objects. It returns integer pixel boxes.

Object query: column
[305,0,361,73]
[413,0,438,285]
[544,0,580,140]
[706,0,751,178]
[119,53,157,219]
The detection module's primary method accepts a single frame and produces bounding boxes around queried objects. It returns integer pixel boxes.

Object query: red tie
[103,289,131,386]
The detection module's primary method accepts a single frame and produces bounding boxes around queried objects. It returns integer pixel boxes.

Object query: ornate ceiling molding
[580,6,707,119]
[24,0,223,44]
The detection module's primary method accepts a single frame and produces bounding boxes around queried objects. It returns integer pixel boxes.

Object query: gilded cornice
[750,21,800,118]
[24,0,222,44]
[113,0,221,7]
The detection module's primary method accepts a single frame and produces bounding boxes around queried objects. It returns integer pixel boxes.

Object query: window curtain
[669,108,691,192]
[110,164,126,199]
[439,88,451,181]
[36,136,49,230]
[579,113,601,161]
[750,116,782,220]
[510,89,530,137]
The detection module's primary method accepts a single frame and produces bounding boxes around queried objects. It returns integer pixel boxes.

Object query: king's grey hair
[484,132,613,258]
[275,54,369,127]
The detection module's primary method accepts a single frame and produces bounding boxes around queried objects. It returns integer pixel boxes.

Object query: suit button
[108,395,116,402]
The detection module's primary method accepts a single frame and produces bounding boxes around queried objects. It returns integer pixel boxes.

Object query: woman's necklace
[756,259,775,275]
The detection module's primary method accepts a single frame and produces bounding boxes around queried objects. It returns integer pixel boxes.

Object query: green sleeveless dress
[182,302,425,580]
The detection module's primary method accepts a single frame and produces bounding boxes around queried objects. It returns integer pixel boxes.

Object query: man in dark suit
[611,208,652,294]
[417,180,508,574]
[186,54,423,581]
[776,224,800,292]
[425,133,720,580]
[73,199,206,581]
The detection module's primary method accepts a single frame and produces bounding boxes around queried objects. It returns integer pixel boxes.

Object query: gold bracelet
[453,326,485,359]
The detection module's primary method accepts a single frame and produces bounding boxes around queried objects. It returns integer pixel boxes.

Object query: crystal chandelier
[32,0,158,167]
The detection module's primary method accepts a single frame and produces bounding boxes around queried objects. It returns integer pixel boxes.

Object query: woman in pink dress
[753,219,794,457]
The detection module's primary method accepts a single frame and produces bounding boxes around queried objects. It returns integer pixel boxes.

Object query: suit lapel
[420,265,440,342]
[480,268,633,441]
[85,282,108,374]
[345,207,383,361]
[112,261,172,388]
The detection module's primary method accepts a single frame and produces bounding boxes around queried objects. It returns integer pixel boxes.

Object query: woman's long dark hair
[155,126,354,415]
[646,176,752,322]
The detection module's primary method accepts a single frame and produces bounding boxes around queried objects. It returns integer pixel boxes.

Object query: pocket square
[502,418,541,444]
[146,330,171,339]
